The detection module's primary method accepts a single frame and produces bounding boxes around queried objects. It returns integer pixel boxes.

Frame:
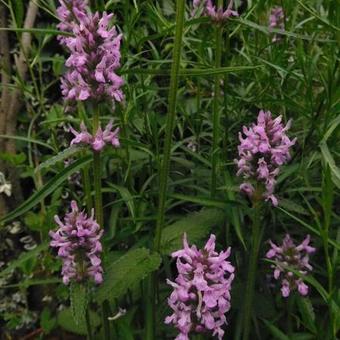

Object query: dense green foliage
[0,0,339,339]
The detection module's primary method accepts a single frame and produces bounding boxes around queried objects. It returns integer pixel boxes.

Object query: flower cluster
[69,120,120,151]
[57,1,124,104]
[266,234,315,297]
[49,201,103,285]
[269,7,284,42]
[165,234,235,340]
[235,110,296,206]
[193,0,238,22]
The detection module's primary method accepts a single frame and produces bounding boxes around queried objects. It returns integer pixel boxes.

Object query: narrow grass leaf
[0,156,92,225]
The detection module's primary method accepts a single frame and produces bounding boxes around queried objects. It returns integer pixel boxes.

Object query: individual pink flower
[57,1,124,105]
[165,234,235,339]
[69,120,120,151]
[235,110,296,206]
[269,6,285,42]
[266,234,315,297]
[49,201,103,285]
[193,0,238,22]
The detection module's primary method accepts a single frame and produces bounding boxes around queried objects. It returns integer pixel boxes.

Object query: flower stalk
[211,21,223,197]
[242,196,263,340]
[153,0,185,252]
[147,1,185,339]
[92,104,103,228]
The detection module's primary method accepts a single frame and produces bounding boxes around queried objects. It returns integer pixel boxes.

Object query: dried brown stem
[7,1,39,150]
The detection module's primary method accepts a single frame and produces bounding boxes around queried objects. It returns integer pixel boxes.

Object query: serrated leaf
[279,199,309,216]
[160,208,225,255]
[70,282,88,326]
[297,297,317,334]
[57,308,100,335]
[35,146,85,172]
[0,155,92,225]
[97,248,161,303]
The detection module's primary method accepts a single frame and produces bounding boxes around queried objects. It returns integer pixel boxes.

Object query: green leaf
[121,65,262,76]
[0,27,72,36]
[12,0,24,27]
[0,242,48,278]
[235,18,335,42]
[40,307,57,334]
[160,208,225,255]
[297,297,317,334]
[296,0,340,31]
[108,183,136,220]
[0,134,55,151]
[70,282,88,326]
[57,308,100,335]
[262,320,290,340]
[170,193,235,209]
[320,142,340,189]
[24,211,45,232]
[277,207,340,250]
[0,155,92,225]
[330,300,340,334]
[97,248,161,303]
[35,146,85,172]
[0,152,26,166]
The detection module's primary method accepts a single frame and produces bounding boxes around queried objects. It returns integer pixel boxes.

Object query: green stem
[78,105,93,212]
[242,200,263,340]
[93,106,103,228]
[147,2,185,339]
[286,295,294,336]
[102,300,111,340]
[211,24,223,197]
[144,274,155,340]
[153,0,185,252]
[82,160,93,212]
[85,308,93,340]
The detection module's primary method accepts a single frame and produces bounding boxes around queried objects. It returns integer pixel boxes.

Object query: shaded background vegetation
[0,0,339,339]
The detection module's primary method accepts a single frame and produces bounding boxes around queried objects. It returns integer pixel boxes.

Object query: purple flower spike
[269,6,285,42]
[193,0,238,22]
[70,120,120,151]
[266,234,316,297]
[165,234,235,340]
[49,200,103,285]
[57,0,124,105]
[235,110,296,206]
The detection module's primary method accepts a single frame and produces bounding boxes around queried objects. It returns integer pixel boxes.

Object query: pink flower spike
[165,234,234,339]
[266,234,315,298]
[49,200,103,285]
[235,110,295,206]
[57,1,124,105]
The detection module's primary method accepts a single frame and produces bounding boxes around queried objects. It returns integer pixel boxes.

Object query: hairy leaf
[160,208,225,255]
[97,248,161,303]
[35,146,85,172]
